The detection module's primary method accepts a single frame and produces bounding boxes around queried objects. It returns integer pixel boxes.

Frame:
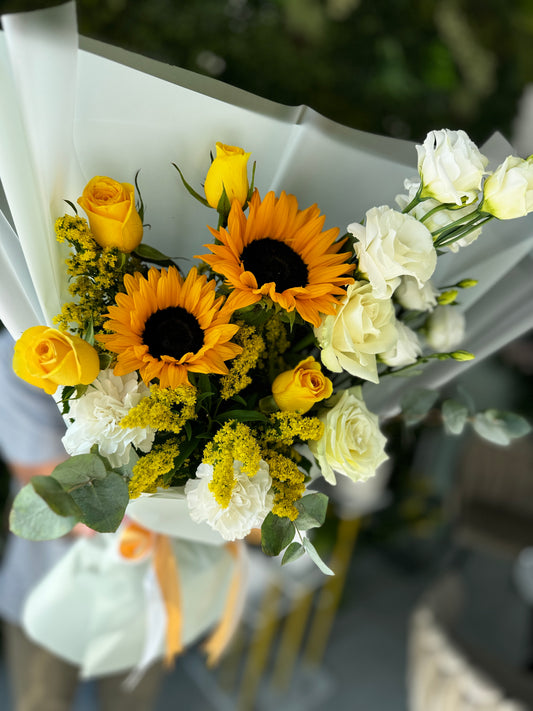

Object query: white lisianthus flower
[315,280,398,384]
[349,206,436,298]
[380,321,422,368]
[185,460,273,541]
[309,387,388,485]
[396,181,482,252]
[417,129,488,205]
[481,155,533,219]
[62,370,154,467]
[425,305,466,352]
[395,276,439,312]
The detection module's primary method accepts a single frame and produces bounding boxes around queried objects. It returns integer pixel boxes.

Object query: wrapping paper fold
[22,530,236,679]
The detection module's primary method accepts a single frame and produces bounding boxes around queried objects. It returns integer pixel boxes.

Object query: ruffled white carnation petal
[185,460,273,541]
[62,370,154,468]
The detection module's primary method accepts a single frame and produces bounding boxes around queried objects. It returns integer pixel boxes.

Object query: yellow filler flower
[199,190,354,327]
[98,266,242,388]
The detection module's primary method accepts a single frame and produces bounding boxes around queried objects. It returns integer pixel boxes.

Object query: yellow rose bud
[13,326,100,395]
[272,357,333,414]
[77,176,143,252]
[204,142,251,209]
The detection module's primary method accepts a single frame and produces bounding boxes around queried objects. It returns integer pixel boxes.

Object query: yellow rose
[204,142,251,209]
[77,176,143,252]
[272,357,333,414]
[13,326,100,395]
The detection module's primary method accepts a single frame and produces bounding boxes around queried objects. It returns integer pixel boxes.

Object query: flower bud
[437,289,458,305]
[272,357,332,414]
[451,350,475,361]
[78,176,143,252]
[204,143,251,210]
[481,155,533,219]
[457,279,478,289]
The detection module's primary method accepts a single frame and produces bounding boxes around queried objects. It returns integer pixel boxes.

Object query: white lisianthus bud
[395,276,439,312]
[309,387,388,485]
[425,305,465,352]
[417,129,488,205]
[481,155,533,219]
[315,280,398,384]
[349,206,436,299]
[380,321,422,368]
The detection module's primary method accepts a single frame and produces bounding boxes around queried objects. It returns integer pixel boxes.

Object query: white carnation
[417,129,488,205]
[185,460,273,541]
[309,387,388,485]
[62,370,154,468]
[425,305,466,352]
[380,321,422,368]
[349,206,436,299]
[315,280,398,384]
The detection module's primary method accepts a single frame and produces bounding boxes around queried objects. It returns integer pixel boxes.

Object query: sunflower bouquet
[8,131,533,571]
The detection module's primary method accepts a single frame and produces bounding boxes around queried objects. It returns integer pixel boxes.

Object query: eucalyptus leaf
[302,537,334,576]
[281,541,305,565]
[401,388,439,426]
[10,483,77,540]
[295,493,329,531]
[69,472,129,533]
[441,399,469,435]
[473,410,531,446]
[31,475,83,518]
[113,448,139,479]
[52,452,108,490]
[261,513,295,556]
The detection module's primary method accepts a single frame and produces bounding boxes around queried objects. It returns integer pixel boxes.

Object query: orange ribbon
[119,521,242,667]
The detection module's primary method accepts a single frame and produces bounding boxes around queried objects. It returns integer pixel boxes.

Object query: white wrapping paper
[22,530,236,679]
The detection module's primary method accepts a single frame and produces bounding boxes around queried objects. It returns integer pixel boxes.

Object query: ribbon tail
[203,540,245,667]
[153,534,183,666]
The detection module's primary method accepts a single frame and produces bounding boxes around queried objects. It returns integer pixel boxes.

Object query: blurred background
[1,1,533,709]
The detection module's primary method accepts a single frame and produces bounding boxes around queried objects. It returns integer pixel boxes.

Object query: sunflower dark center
[142,306,204,360]
[240,237,309,292]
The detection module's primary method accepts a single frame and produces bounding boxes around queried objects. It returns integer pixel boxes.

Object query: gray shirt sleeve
[0,330,67,465]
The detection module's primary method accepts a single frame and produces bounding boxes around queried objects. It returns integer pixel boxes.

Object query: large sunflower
[98,266,242,388]
[199,190,355,328]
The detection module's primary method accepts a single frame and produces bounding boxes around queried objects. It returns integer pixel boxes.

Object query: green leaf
[473,410,531,446]
[401,388,439,426]
[261,513,295,556]
[69,472,129,532]
[302,537,334,576]
[294,493,329,531]
[172,163,210,207]
[281,541,305,565]
[52,453,109,490]
[113,448,139,480]
[134,169,145,223]
[84,317,95,346]
[134,242,175,265]
[441,399,469,435]
[10,484,77,540]
[31,476,83,518]
[216,185,231,218]
[216,409,269,424]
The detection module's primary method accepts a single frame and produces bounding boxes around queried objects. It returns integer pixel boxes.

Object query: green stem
[434,215,493,248]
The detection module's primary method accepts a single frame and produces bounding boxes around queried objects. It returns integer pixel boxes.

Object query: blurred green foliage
[1,0,533,145]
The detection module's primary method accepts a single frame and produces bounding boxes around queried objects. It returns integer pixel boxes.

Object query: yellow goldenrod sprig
[264,411,324,448]
[263,449,306,520]
[128,438,181,498]
[120,385,197,434]
[220,323,265,399]
[203,421,262,508]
